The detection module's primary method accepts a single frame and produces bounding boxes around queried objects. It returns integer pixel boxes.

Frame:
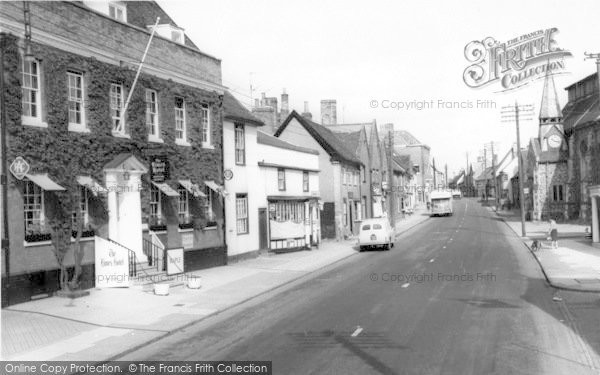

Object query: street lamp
[23,1,34,62]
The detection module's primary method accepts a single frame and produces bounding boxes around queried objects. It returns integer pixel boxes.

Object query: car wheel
[383,243,389,251]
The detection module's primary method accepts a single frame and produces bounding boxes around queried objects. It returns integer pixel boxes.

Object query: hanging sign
[150,156,170,183]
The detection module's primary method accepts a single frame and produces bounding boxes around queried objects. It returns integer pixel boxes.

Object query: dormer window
[108,2,126,21]
[153,24,185,44]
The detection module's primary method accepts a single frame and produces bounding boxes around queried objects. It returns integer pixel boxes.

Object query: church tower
[538,68,565,151]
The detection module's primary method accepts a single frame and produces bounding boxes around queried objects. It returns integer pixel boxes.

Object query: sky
[159,0,600,177]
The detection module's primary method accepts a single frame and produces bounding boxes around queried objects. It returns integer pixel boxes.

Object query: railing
[107,238,138,277]
[143,232,166,272]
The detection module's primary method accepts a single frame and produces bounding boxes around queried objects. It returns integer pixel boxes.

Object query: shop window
[236,194,248,234]
[67,71,86,131]
[274,201,304,223]
[146,89,160,141]
[204,186,214,222]
[22,58,45,127]
[235,123,245,165]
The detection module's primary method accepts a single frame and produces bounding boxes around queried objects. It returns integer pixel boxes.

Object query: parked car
[358,218,394,251]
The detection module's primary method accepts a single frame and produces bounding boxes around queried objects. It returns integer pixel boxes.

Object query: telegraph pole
[501,102,534,237]
[584,52,600,98]
[388,127,395,227]
[483,148,487,201]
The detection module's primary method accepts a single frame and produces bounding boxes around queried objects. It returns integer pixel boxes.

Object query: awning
[152,182,179,197]
[267,195,318,202]
[25,174,65,191]
[204,180,227,196]
[179,180,206,198]
[77,175,107,196]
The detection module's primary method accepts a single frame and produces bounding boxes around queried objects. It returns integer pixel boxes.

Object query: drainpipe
[0,34,10,304]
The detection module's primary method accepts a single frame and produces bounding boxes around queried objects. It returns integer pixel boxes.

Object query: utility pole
[584,52,600,99]
[466,152,469,197]
[445,164,448,190]
[432,158,437,189]
[501,102,534,237]
[389,128,395,227]
[483,148,487,201]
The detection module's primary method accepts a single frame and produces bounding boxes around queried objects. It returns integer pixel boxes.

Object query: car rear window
[373,224,383,230]
[361,224,371,230]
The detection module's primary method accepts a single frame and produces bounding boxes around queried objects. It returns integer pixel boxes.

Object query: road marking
[429,258,435,262]
[443,246,446,249]
[449,238,453,241]
[401,283,410,288]
[351,326,363,337]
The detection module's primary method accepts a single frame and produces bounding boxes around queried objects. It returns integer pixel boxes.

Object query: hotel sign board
[150,156,170,183]
[95,236,130,288]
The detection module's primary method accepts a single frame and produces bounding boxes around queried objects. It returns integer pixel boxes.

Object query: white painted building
[256,131,321,252]
[222,92,265,261]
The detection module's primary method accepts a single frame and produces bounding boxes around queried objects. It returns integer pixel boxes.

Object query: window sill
[203,226,217,231]
[148,136,164,143]
[178,228,194,233]
[202,143,214,150]
[24,240,52,247]
[175,139,191,147]
[22,117,48,128]
[112,131,131,139]
[71,236,94,243]
[68,124,90,133]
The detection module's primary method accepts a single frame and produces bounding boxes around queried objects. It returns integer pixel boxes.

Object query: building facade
[1,1,226,306]
[275,111,362,239]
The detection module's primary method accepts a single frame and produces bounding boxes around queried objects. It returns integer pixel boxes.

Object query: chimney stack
[280,89,289,121]
[320,99,337,126]
[301,101,313,120]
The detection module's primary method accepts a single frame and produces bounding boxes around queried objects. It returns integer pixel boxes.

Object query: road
[120,199,600,374]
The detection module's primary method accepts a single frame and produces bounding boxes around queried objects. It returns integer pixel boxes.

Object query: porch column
[592,196,599,243]
[118,172,146,262]
[106,172,119,241]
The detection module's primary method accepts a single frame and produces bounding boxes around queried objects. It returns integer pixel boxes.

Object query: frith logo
[463,28,572,92]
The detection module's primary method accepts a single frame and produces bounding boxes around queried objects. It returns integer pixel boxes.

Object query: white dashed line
[443,246,446,249]
[401,283,410,288]
[429,259,435,263]
[351,326,363,337]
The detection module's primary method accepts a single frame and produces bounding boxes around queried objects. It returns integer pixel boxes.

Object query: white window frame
[177,186,190,223]
[303,171,309,192]
[149,184,162,223]
[24,181,45,234]
[235,123,245,165]
[204,186,214,222]
[236,194,248,234]
[145,89,161,142]
[21,58,46,127]
[110,83,126,136]
[278,168,286,191]
[67,71,87,132]
[175,97,189,146]
[108,1,127,22]
[200,104,211,148]
[72,186,89,230]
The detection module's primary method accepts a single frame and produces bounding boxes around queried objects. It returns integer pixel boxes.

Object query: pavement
[117,198,600,374]
[1,207,430,361]
[495,207,600,292]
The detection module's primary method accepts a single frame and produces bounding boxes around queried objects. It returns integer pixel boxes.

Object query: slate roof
[563,93,600,133]
[332,131,362,158]
[394,154,412,173]
[257,131,318,155]
[276,111,362,168]
[393,130,422,146]
[223,91,264,126]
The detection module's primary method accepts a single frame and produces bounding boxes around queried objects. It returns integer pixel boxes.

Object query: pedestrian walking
[548,220,558,249]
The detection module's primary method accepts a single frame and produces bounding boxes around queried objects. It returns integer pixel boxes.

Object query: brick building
[0,1,226,306]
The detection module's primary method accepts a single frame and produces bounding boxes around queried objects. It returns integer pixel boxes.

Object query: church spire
[539,67,563,121]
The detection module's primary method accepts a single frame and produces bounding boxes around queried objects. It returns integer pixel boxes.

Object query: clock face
[548,135,561,148]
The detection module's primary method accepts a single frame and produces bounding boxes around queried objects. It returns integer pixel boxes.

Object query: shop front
[267,196,320,252]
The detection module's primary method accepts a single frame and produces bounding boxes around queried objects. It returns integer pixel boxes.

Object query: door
[258,208,268,249]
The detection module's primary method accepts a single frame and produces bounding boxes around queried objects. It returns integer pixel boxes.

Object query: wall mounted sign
[9,156,30,180]
[150,156,170,183]
[223,169,234,181]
